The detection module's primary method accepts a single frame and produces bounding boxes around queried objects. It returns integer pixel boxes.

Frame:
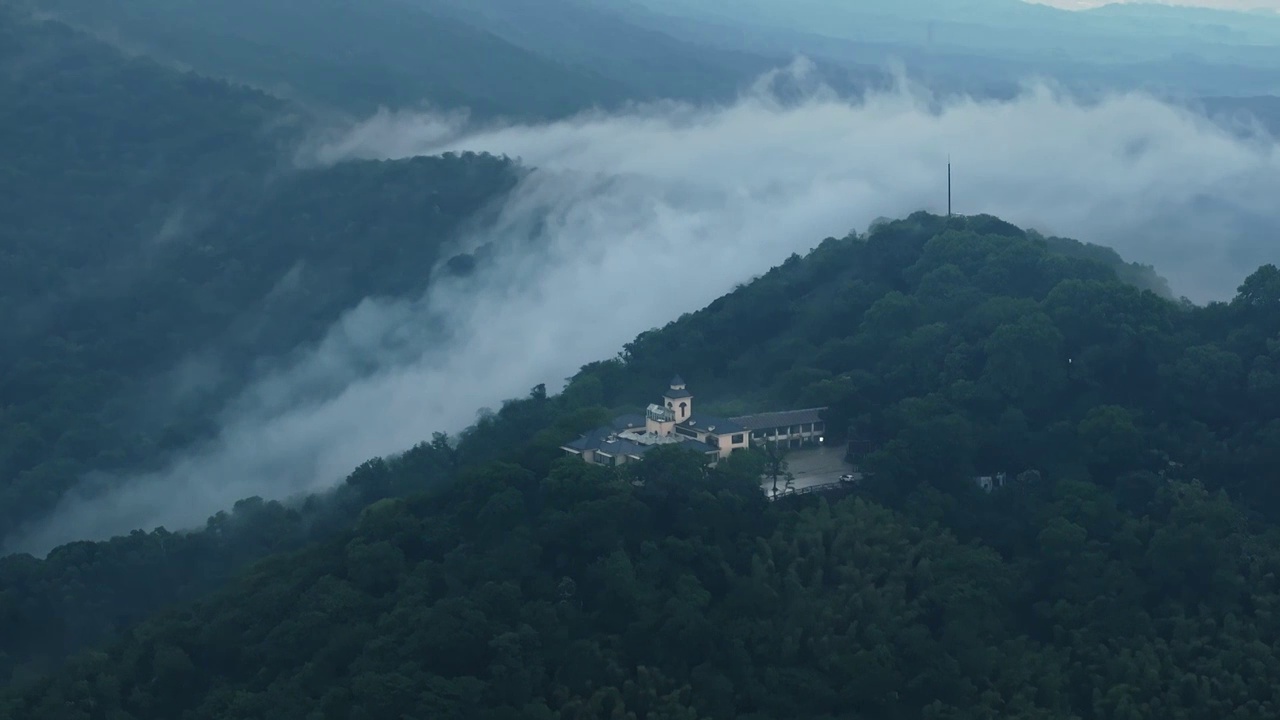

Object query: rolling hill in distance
[19,0,876,118]
[21,0,631,118]
[3,0,1280,716]
[620,0,1280,97]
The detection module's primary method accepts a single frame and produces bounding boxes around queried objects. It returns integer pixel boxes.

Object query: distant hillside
[0,11,523,545]
[0,8,293,318]
[1199,95,1280,137]
[623,0,1280,97]
[6,212,1280,717]
[412,0,855,103]
[630,0,1280,62]
[14,0,810,118]
[14,0,627,117]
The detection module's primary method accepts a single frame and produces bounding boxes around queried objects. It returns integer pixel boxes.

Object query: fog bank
[9,61,1280,555]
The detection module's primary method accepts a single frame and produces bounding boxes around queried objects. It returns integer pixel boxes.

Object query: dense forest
[0,10,523,542]
[7,0,1280,715]
[6,212,1280,718]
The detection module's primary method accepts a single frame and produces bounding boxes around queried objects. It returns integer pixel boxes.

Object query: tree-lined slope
[0,11,522,543]
[6,214,1280,718]
[581,212,1276,521]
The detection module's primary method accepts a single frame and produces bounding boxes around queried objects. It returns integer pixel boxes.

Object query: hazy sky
[1031,0,1280,10]
[8,63,1280,556]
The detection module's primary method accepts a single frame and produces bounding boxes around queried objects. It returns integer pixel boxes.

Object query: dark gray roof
[562,426,614,452]
[730,407,827,432]
[562,427,651,457]
[663,387,692,399]
[670,375,685,386]
[597,436,654,458]
[611,414,646,432]
[671,437,719,455]
[678,414,746,435]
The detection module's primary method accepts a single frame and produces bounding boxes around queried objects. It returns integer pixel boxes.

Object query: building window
[675,427,698,438]
[732,433,744,444]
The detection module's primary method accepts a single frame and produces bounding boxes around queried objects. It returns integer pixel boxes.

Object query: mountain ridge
[0,10,525,546]
[6,211,1277,709]
[6,212,1280,716]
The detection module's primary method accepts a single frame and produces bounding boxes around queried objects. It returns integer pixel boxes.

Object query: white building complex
[561,376,827,467]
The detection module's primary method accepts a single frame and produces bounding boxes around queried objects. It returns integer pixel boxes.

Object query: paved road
[760,445,860,496]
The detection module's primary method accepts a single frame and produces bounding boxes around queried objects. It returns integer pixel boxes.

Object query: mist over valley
[11,62,1280,554]
[4,2,1280,717]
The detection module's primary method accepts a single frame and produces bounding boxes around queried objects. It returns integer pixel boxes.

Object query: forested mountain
[415,0,794,104]
[7,213,1280,718]
[622,0,1280,97]
[1199,95,1280,137]
[628,0,1280,69]
[413,0,881,103]
[6,0,1280,714]
[14,0,624,117]
[0,10,522,546]
[13,0,833,118]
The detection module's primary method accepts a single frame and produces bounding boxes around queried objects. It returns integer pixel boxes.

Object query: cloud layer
[9,62,1280,555]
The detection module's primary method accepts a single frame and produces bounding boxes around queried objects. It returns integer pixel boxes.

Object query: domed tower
[663,375,693,423]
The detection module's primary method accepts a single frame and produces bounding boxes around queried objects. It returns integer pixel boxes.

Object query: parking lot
[760,445,859,494]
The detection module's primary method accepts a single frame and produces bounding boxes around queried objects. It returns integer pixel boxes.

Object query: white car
[839,473,855,483]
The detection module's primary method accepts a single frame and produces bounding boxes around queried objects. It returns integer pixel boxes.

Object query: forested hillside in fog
[17,0,809,117]
[7,214,1280,719]
[0,10,522,546]
[624,0,1280,97]
[6,0,1280,714]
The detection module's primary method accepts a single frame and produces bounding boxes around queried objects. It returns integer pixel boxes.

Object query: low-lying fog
[9,61,1280,556]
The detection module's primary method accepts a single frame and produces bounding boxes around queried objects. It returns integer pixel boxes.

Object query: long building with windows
[561,376,827,467]
[730,407,828,450]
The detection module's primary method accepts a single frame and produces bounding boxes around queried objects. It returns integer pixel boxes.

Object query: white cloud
[9,62,1280,555]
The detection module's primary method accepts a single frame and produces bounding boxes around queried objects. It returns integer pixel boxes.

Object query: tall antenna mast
[947,155,952,217]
